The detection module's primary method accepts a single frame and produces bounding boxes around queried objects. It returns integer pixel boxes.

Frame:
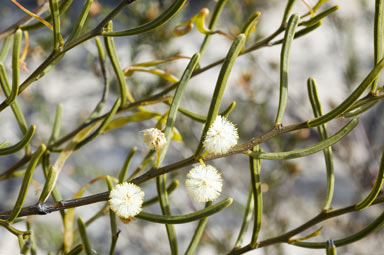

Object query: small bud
[185,164,223,203]
[109,182,145,221]
[142,128,167,150]
[203,116,239,154]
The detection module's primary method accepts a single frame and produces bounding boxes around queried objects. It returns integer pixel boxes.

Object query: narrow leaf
[136,198,233,224]
[102,0,187,37]
[275,14,300,125]
[250,119,358,160]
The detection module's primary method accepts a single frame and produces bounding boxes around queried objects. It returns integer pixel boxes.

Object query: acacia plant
[1,0,384,254]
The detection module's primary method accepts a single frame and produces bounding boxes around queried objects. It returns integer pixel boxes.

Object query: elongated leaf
[104,21,133,106]
[371,0,384,92]
[158,53,200,166]
[355,149,384,210]
[105,112,160,132]
[0,64,28,135]
[137,198,233,224]
[0,125,35,156]
[249,119,358,160]
[49,0,61,49]
[102,0,187,37]
[308,58,384,127]
[77,218,92,255]
[7,29,22,106]
[8,145,46,222]
[64,0,93,45]
[125,56,189,68]
[307,78,334,210]
[275,14,300,125]
[293,211,384,248]
[0,35,13,63]
[125,66,179,83]
[195,34,246,156]
[300,5,339,27]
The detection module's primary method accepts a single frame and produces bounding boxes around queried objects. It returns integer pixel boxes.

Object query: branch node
[37,203,49,215]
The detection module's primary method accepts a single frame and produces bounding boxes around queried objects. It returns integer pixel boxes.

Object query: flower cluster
[203,116,238,154]
[142,128,167,151]
[185,164,223,203]
[109,182,145,222]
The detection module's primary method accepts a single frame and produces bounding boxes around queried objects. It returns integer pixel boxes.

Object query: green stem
[233,185,254,249]
[0,219,30,237]
[75,98,121,149]
[118,147,137,183]
[106,177,118,255]
[165,100,236,123]
[326,240,337,255]
[281,0,296,26]
[249,146,263,247]
[156,175,178,254]
[67,244,84,255]
[77,218,93,255]
[199,0,228,56]
[143,180,179,207]
[185,201,212,255]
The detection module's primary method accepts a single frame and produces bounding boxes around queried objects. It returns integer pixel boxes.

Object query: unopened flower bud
[142,128,167,150]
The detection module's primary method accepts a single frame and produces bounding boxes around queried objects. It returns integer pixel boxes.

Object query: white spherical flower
[203,116,239,154]
[109,182,144,220]
[142,128,167,150]
[185,164,223,202]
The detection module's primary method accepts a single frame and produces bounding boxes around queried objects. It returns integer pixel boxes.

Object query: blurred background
[1,0,384,254]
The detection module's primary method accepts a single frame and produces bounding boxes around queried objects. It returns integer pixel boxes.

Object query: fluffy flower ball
[109,182,145,220]
[185,164,223,203]
[203,116,239,154]
[142,128,167,150]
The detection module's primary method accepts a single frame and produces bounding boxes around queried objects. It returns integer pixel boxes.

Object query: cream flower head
[109,182,144,221]
[185,164,223,203]
[142,128,167,150]
[203,115,239,154]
